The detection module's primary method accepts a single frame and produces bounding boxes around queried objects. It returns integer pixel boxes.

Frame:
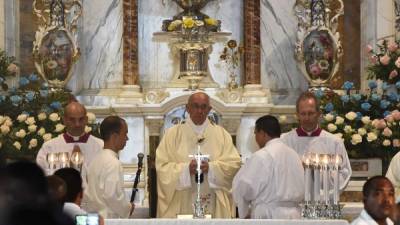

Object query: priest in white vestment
[156,92,241,218]
[281,92,351,192]
[85,116,134,218]
[36,102,103,177]
[232,115,304,219]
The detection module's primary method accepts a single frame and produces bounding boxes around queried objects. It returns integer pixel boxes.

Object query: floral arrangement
[0,49,100,160]
[0,111,99,160]
[219,39,243,89]
[166,16,219,32]
[318,81,400,161]
[367,39,400,83]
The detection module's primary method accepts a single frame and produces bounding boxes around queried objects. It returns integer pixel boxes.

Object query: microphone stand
[130,153,144,216]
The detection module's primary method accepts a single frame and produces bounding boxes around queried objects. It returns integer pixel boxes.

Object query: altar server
[36,101,103,176]
[85,116,134,218]
[281,91,351,191]
[232,115,304,219]
[156,92,241,218]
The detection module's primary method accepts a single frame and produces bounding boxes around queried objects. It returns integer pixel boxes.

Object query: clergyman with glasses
[156,92,241,218]
[280,91,352,193]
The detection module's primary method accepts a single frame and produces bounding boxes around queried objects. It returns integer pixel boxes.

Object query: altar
[105,219,349,225]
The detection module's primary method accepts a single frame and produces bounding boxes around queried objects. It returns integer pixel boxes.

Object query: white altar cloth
[105,219,349,225]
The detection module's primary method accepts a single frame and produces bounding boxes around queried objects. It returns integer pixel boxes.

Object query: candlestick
[313,154,320,202]
[59,152,70,168]
[46,152,59,174]
[333,154,342,204]
[70,151,84,172]
[322,154,330,204]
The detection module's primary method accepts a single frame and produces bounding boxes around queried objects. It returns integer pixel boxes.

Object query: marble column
[243,0,261,85]
[242,0,270,104]
[119,0,143,103]
[123,0,139,85]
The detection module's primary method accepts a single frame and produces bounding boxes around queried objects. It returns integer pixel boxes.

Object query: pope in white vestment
[156,92,241,218]
[232,137,304,219]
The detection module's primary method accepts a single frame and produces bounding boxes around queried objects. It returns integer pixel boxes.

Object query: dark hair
[47,175,67,205]
[255,115,281,138]
[100,116,126,141]
[54,168,82,203]
[296,91,320,112]
[363,175,393,197]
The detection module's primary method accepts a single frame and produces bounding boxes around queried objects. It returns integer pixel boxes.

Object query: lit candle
[304,157,312,203]
[59,152,70,168]
[322,154,330,205]
[313,154,320,203]
[70,151,84,172]
[46,152,59,175]
[333,154,342,204]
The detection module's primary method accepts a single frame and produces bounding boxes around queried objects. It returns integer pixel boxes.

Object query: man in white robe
[85,116,134,218]
[281,92,351,192]
[232,115,304,219]
[156,92,241,218]
[36,102,103,176]
[351,176,395,225]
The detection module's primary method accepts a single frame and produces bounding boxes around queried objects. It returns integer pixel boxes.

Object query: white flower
[85,126,92,133]
[29,139,38,149]
[16,129,26,138]
[7,63,19,74]
[357,128,367,136]
[367,132,378,142]
[87,112,96,124]
[0,125,10,134]
[28,124,37,132]
[327,123,337,132]
[335,116,344,125]
[17,114,28,122]
[383,139,391,146]
[345,112,357,121]
[55,124,65,132]
[361,116,371,125]
[383,127,393,137]
[25,117,36,125]
[344,125,353,134]
[0,116,5,125]
[49,113,60,122]
[13,141,21,150]
[324,113,334,122]
[38,112,47,121]
[4,119,12,127]
[43,133,52,142]
[38,127,45,136]
[351,134,362,145]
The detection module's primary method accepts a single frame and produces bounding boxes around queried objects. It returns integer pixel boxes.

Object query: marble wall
[260,0,308,102]
[0,0,4,50]
[79,0,124,90]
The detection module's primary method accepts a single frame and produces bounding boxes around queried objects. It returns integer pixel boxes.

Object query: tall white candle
[333,154,342,204]
[304,162,312,202]
[322,155,330,204]
[313,154,320,202]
